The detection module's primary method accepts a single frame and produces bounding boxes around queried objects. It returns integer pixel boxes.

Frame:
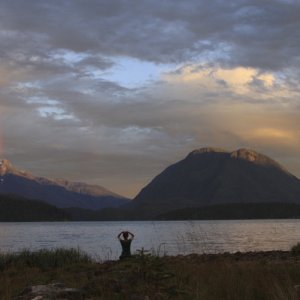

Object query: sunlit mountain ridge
[0,159,129,210]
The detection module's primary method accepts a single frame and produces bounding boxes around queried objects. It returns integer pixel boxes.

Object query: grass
[0,247,92,270]
[1,247,300,299]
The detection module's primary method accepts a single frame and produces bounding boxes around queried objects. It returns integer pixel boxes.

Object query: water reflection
[0,220,300,260]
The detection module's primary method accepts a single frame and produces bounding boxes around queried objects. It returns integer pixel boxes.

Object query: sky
[0,0,300,198]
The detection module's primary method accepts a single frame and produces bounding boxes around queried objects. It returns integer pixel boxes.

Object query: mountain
[0,194,71,221]
[129,148,300,216]
[0,159,129,210]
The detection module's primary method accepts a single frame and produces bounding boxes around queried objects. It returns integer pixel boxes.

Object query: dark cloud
[0,0,299,68]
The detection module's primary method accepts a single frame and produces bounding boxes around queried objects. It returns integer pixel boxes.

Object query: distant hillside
[129,148,300,217]
[64,202,300,221]
[156,203,300,220]
[0,159,129,210]
[0,194,70,221]
[65,207,136,221]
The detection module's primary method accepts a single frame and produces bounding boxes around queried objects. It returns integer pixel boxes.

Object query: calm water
[1,220,300,260]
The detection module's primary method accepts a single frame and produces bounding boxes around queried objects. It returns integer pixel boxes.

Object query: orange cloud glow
[248,128,297,143]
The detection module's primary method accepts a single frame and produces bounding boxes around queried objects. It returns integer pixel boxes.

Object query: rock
[0,159,13,176]
[16,282,84,300]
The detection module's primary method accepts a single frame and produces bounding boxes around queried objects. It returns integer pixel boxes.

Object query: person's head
[123,231,129,240]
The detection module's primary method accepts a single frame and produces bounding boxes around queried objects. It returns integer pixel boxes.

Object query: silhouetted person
[118,231,134,259]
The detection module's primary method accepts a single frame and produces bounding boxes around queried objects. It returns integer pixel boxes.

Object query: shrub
[291,242,300,255]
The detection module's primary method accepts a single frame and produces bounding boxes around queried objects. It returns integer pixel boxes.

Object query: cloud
[1,0,300,197]
[0,0,299,67]
[250,128,296,140]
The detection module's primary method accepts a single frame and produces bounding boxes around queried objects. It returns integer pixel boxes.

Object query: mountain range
[0,159,128,210]
[1,147,300,220]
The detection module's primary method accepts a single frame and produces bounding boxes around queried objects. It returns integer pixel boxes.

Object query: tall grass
[0,247,92,270]
[1,247,300,299]
[167,255,300,300]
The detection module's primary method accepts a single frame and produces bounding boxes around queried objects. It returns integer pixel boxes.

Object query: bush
[291,242,300,255]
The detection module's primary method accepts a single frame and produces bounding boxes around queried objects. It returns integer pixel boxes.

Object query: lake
[1,220,300,260]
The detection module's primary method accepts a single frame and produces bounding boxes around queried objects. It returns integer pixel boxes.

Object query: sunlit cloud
[164,65,277,95]
[250,128,296,141]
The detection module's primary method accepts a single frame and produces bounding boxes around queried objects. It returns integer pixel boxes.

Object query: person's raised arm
[117,231,123,240]
[128,231,134,239]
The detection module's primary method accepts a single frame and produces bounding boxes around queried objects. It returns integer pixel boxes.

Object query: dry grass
[0,249,300,299]
[164,254,300,300]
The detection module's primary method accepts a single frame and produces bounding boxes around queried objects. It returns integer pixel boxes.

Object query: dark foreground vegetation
[1,245,300,299]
